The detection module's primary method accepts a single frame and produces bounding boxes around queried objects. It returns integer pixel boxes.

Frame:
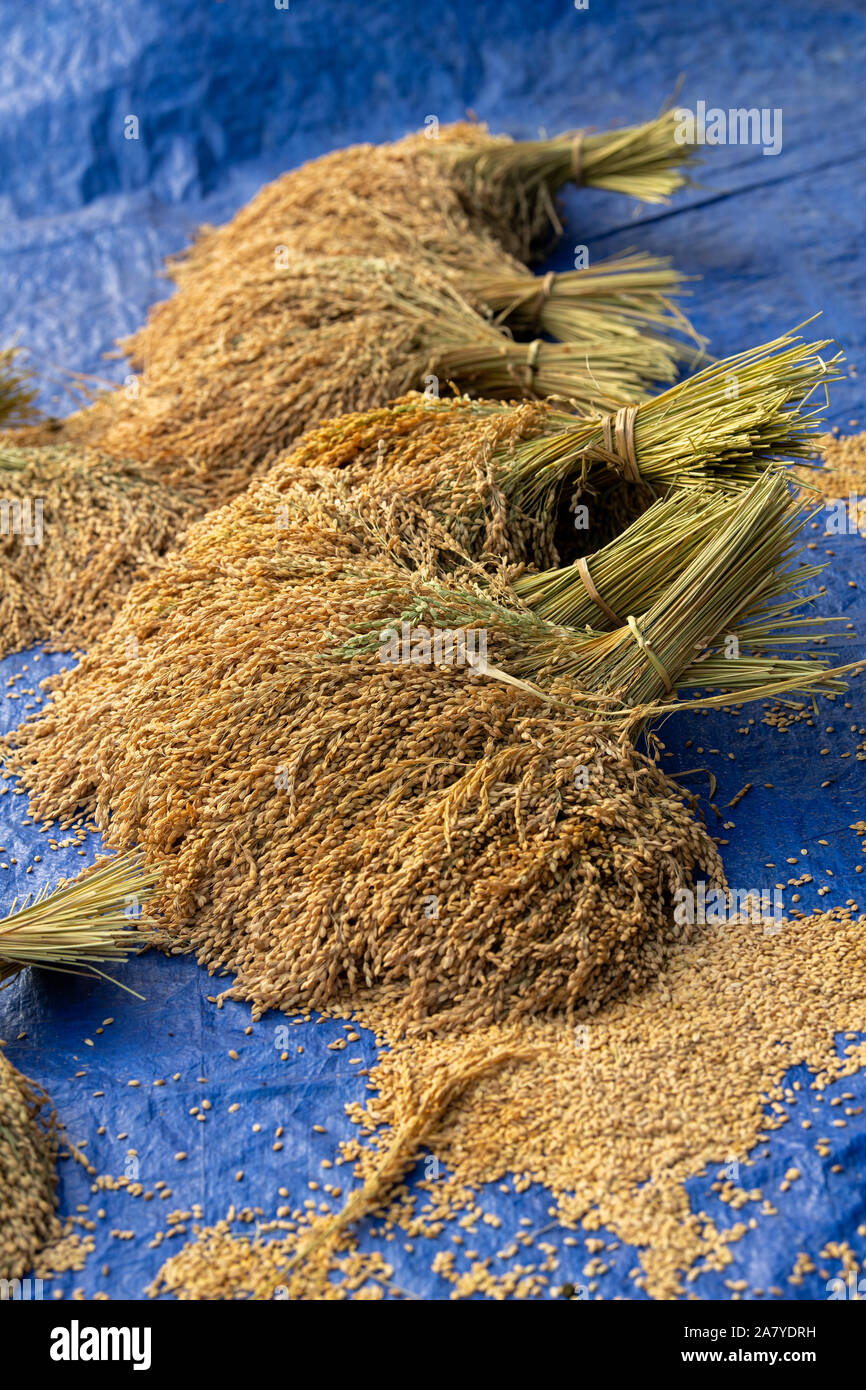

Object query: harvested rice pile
[148,904,866,1301]
[2,112,860,1303]
[1,328,851,1296]
[0,444,203,655]
[358,905,866,1299]
[0,1048,59,1281]
[2,497,725,1028]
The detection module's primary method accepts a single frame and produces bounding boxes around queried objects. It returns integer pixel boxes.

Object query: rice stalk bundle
[0,443,204,657]
[467,249,700,349]
[47,114,696,491]
[472,331,843,520]
[1,460,848,1032]
[335,472,842,710]
[0,1049,58,1281]
[151,112,693,293]
[278,329,842,568]
[0,852,160,987]
[512,480,827,637]
[70,255,695,505]
[513,484,736,626]
[118,224,699,394]
[436,110,697,256]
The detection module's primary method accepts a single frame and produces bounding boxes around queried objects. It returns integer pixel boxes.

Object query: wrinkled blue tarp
[0,0,864,1300]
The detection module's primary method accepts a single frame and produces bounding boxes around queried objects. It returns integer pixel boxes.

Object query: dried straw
[514,485,738,627]
[331,473,843,721]
[0,852,160,988]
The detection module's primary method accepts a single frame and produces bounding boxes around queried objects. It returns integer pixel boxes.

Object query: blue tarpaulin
[0,0,864,1300]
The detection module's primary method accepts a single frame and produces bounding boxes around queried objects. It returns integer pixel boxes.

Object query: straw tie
[532,270,556,329]
[601,404,642,484]
[575,556,622,626]
[626,615,674,694]
[525,337,543,385]
[571,133,584,183]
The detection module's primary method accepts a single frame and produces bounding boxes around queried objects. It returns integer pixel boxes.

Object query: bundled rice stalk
[512,480,828,642]
[1,459,848,1032]
[278,329,842,568]
[0,443,204,656]
[46,114,696,487]
[72,256,692,504]
[513,484,737,626]
[473,331,844,535]
[0,853,160,988]
[150,112,693,293]
[435,110,697,256]
[467,249,700,348]
[0,1048,59,1281]
[337,471,843,709]
[0,470,718,1028]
